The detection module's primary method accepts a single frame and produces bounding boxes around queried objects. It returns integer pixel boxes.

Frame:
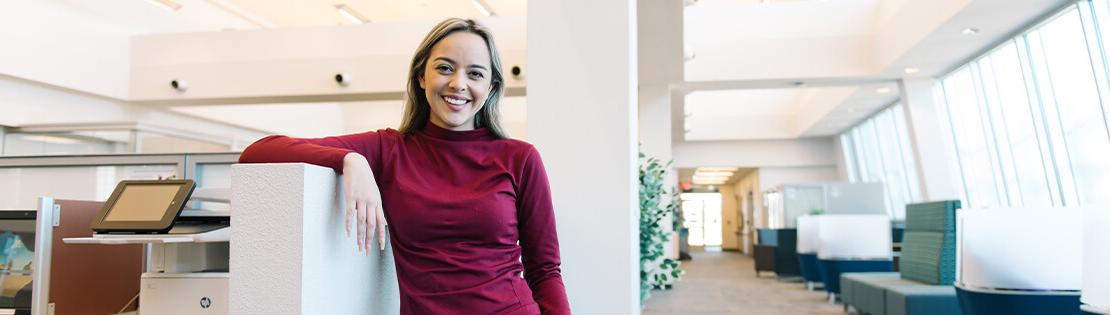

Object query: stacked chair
[956,207,1083,315]
[1083,207,1110,315]
[815,214,893,302]
[840,200,961,315]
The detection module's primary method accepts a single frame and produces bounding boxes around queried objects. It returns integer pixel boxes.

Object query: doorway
[681,193,723,248]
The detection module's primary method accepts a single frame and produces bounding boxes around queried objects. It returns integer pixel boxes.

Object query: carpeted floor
[642,249,844,315]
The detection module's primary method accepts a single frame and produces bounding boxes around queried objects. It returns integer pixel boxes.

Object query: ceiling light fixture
[876,87,891,94]
[698,167,739,172]
[145,0,182,12]
[472,0,496,17]
[962,27,980,35]
[904,67,920,74]
[335,4,370,24]
[695,171,735,177]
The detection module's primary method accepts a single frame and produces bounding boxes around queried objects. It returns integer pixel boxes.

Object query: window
[935,3,1110,208]
[839,104,922,220]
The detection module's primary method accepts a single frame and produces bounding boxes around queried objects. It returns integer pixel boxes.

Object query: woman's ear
[418,72,426,90]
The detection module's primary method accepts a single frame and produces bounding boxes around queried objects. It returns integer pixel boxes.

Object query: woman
[238,18,570,315]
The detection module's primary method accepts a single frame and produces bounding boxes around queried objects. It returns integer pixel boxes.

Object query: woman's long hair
[398,18,508,139]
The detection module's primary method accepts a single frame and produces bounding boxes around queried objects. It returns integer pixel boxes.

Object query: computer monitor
[0,210,37,314]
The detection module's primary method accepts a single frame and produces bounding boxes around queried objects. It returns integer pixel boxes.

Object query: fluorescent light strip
[695,171,734,177]
[473,0,496,17]
[335,4,370,24]
[697,167,738,172]
[145,0,182,12]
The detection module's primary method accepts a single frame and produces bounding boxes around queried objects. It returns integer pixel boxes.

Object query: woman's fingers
[345,194,355,237]
[365,205,376,254]
[356,199,367,252]
[376,206,387,250]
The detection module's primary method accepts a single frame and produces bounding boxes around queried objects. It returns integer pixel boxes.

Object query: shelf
[63,226,229,245]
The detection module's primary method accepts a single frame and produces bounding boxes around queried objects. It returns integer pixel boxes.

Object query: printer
[64,180,230,315]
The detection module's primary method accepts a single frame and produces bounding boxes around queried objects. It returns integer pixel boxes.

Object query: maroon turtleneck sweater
[238,124,569,315]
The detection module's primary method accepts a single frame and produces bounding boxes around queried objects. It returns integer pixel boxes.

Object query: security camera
[510,66,523,79]
[335,73,351,86]
[170,79,188,92]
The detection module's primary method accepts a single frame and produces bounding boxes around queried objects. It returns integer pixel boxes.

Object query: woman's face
[420,32,493,131]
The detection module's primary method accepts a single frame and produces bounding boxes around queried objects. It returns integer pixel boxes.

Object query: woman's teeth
[444,96,468,106]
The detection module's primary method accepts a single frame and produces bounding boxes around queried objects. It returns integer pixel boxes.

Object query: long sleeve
[237,131,383,173]
[516,147,571,315]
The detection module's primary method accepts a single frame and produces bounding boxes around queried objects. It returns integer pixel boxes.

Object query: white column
[528,0,639,313]
[899,78,962,201]
[230,163,399,315]
[638,0,684,260]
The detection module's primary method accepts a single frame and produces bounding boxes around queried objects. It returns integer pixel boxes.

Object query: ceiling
[678,0,1072,142]
[55,0,526,34]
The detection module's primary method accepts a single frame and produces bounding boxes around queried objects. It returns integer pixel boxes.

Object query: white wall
[528,0,638,313]
[674,137,838,169]
[758,166,841,193]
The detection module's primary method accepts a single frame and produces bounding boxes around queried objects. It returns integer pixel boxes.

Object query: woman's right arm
[239,133,388,252]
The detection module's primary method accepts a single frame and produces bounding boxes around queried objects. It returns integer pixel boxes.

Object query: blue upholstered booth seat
[798,253,823,284]
[956,285,1082,315]
[821,259,893,295]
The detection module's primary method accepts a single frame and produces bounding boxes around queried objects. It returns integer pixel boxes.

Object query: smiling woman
[237,18,569,315]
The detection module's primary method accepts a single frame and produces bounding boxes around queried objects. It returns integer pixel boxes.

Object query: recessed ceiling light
[962,27,980,35]
[904,67,920,74]
[145,0,181,12]
[876,87,891,94]
[335,4,370,24]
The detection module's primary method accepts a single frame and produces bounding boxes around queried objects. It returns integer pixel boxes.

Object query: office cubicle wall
[0,153,239,210]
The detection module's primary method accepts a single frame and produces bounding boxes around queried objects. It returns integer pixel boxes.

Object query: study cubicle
[1,154,401,314]
[755,182,887,280]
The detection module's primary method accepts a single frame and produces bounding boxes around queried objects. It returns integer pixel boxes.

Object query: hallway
[642,250,843,315]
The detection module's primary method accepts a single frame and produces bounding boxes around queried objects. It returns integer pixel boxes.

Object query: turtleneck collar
[420,122,495,141]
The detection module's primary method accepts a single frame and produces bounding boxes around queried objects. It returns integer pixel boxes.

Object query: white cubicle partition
[796,215,820,254]
[815,215,891,260]
[1084,207,1110,313]
[957,207,1082,292]
[231,163,399,315]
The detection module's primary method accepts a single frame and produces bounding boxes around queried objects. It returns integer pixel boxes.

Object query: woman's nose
[449,73,467,92]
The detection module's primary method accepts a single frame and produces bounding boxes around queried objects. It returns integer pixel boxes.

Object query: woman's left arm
[516,147,571,315]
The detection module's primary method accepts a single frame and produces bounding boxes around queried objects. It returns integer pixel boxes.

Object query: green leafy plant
[639,150,685,305]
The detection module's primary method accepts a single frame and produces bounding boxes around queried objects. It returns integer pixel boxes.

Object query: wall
[674,137,838,169]
[758,166,841,193]
[733,171,761,254]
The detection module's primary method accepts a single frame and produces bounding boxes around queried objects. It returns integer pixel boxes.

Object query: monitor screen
[0,212,36,310]
[103,185,181,222]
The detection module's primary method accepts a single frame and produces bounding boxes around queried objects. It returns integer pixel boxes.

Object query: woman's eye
[435,65,452,73]
[468,71,485,79]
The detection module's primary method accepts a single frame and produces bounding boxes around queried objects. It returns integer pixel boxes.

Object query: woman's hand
[343,152,387,253]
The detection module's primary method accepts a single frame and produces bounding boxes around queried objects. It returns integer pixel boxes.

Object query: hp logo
[200,297,212,309]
